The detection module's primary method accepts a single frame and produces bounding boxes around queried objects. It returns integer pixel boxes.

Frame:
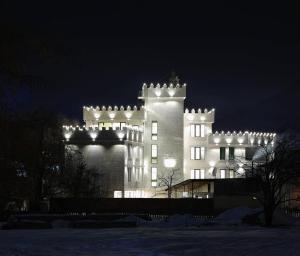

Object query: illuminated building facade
[63,83,275,198]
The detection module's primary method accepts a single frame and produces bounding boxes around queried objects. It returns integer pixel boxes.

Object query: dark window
[220,147,226,160]
[229,147,235,160]
[128,167,132,182]
[245,148,255,160]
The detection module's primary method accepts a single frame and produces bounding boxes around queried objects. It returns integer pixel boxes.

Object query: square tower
[139,83,186,196]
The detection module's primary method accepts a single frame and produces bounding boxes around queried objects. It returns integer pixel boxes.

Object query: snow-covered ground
[1,226,300,256]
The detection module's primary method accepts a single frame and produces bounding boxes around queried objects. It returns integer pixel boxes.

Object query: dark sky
[1,1,300,133]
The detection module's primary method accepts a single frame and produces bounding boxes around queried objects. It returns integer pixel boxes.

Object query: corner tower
[139,83,186,196]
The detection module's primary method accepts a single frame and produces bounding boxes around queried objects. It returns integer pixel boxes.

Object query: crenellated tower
[139,83,186,193]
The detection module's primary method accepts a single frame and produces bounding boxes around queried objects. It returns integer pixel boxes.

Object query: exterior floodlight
[117,131,125,140]
[164,158,176,168]
[89,131,98,141]
[237,137,244,144]
[237,167,245,174]
[226,137,232,144]
[155,89,161,97]
[108,112,116,119]
[214,137,220,144]
[64,132,72,141]
[125,112,132,119]
[168,89,176,97]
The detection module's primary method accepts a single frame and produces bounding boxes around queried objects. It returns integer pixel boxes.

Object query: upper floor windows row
[190,169,235,179]
[190,124,205,138]
[98,122,139,130]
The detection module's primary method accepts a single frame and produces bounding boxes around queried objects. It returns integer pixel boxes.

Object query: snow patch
[215,207,262,225]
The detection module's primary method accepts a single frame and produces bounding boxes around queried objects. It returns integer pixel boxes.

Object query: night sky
[1,1,300,133]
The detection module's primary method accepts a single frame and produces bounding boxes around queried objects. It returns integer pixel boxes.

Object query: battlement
[184,108,215,123]
[139,82,186,99]
[83,105,145,123]
[63,125,143,144]
[208,131,276,147]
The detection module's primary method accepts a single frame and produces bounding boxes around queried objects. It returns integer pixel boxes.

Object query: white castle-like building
[63,82,276,198]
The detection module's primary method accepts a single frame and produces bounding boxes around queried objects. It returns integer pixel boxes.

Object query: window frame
[191,146,205,160]
[191,124,205,137]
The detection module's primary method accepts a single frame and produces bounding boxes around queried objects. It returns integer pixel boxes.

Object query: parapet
[83,105,145,124]
[139,83,186,99]
[184,108,215,123]
[208,131,276,147]
[62,125,143,144]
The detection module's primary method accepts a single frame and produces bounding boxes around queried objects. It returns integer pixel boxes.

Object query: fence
[50,198,214,215]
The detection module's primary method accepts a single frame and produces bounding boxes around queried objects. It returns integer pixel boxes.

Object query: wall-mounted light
[226,137,232,144]
[168,88,176,97]
[209,161,215,167]
[94,113,100,119]
[117,131,125,140]
[187,114,194,121]
[214,137,220,144]
[155,89,161,97]
[125,111,132,119]
[163,158,176,168]
[237,137,244,144]
[108,112,116,119]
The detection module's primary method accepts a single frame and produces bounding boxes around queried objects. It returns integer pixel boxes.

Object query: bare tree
[157,169,180,198]
[228,134,300,226]
[59,145,106,198]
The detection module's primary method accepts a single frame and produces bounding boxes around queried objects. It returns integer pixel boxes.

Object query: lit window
[151,167,157,180]
[112,123,120,130]
[152,121,158,140]
[200,169,205,179]
[201,147,205,159]
[191,169,205,179]
[151,167,157,187]
[191,124,205,137]
[114,191,122,198]
[120,122,126,129]
[151,144,158,163]
[191,147,205,160]
[200,124,205,137]
[229,169,235,178]
[99,122,112,130]
[191,147,195,160]
[220,169,226,179]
